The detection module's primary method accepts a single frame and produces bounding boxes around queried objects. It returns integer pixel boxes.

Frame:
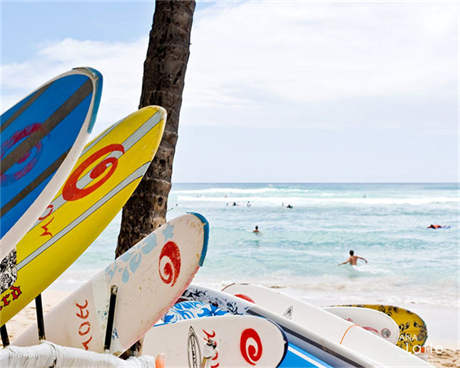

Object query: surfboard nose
[74,67,103,133]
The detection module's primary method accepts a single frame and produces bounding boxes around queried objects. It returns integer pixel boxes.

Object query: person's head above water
[255,226,258,230]
[349,250,354,256]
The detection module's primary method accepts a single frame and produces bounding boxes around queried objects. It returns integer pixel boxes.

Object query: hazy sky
[1,1,458,182]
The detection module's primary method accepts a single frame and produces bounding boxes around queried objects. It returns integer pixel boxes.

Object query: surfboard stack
[0,69,434,367]
[0,68,290,368]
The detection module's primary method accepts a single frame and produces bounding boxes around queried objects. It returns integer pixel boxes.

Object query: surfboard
[221,283,432,367]
[14,213,209,355]
[161,300,332,368]
[323,306,399,344]
[183,285,378,368]
[0,67,102,258]
[144,315,288,367]
[0,106,165,326]
[338,304,428,354]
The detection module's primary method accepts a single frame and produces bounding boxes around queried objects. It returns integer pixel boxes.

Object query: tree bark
[116,0,195,259]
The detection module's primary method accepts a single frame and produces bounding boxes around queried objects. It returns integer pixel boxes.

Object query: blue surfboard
[0,67,102,257]
[164,300,332,367]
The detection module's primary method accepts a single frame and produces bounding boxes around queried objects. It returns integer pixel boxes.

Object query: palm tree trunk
[116,0,195,259]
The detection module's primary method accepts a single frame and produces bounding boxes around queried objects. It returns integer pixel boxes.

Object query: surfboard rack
[0,325,9,347]
[35,294,46,341]
[104,285,118,352]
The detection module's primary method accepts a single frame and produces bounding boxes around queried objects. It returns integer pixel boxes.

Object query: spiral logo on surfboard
[159,241,181,287]
[240,328,263,366]
[62,144,125,201]
[1,123,43,185]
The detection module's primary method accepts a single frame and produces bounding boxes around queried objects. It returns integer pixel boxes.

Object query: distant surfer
[338,250,368,266]
[253,225,260,233]
[286,204,293,209]
[427,224,445,229]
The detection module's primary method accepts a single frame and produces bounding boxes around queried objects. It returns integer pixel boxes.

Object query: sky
[1,0,458,182]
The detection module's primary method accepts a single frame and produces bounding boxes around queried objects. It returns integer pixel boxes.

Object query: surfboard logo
[240,328,263,366]
[62,144,125,201]
[0,123,43,185]
[159,241,181,287]
[187,326,201,368]
[202,329,219,368]
[0,285,22,311]
[283,305,294,319]
[75,299,93,350]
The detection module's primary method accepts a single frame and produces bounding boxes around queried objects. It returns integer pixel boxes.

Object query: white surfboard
[14,213,209,356]
[184,285,378,368]
[222,283,432,367]
[323,306,399,344]
[143,315,288,367]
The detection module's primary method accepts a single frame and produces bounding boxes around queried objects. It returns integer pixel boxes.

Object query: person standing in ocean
[338,250,368,266]
[253,225,260,233]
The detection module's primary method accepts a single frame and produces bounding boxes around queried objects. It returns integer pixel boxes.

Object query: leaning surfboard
[338,304,428,354]
[222,283,432,367]
[144,315,288,367]
[0,106,165,326]
[0,67,102,258]
[14,213,209,355]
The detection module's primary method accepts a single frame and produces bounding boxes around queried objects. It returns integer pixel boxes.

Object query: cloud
[1,1,457,136]
[1,37,148,137]
[181,1,457,126]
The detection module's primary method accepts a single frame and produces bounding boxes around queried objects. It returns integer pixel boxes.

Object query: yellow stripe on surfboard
[0,106,166,325]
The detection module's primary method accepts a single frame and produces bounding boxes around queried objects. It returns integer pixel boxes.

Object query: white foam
[172,187,311,195]
[176,195,459,206]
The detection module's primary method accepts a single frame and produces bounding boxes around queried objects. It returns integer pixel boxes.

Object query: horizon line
[171,181,459,185]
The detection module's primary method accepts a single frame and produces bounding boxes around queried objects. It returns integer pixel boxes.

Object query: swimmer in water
[338,250,368,266]
[253,225,260,233]
[427,224,443,229]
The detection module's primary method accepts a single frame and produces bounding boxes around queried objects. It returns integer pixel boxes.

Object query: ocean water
[55,183,459,308]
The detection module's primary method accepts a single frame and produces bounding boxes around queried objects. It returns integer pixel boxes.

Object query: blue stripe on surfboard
[0,73,94,238]
[187,212,209,266]
[280,344,334,368]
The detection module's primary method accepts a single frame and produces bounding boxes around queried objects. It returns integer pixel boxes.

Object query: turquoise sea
[56,183,459,308]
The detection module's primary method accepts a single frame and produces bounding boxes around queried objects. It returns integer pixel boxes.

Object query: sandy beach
[4,288,458,367]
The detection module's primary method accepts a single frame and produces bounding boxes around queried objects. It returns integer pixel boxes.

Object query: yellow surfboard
[0,106,166,326]
[341,304,428,353]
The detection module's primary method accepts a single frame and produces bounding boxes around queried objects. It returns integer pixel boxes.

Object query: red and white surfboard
[143,315,287,368]
[14,213,209,355]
